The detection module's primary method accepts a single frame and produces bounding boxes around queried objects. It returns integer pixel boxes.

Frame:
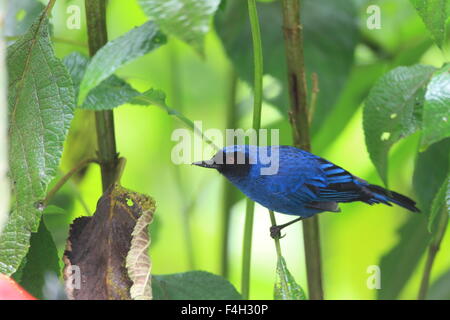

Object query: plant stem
[241,0,264,300]
[418,207,449,300]
[281,0,324,300]
[221,69,239,278]
[85,0,119,192]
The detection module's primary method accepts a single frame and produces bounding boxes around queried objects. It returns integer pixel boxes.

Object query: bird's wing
[304,157,373,203]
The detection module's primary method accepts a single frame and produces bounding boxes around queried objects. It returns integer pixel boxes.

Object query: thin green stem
[221,69,239,278]
[418,207,449,300]
[85,0,119,192]
[241,0,264,300]
[43,158,99,205]
[281,0,324,300]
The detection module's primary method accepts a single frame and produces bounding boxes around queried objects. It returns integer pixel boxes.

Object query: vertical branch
[0,0,9,234]
[221,69,239,278]
[281,0,324,300]
[418,207,449,299]
[241,0,264,300]
[85,0,118,192]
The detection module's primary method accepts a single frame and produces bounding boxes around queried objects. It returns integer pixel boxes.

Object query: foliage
[0,0,449,301]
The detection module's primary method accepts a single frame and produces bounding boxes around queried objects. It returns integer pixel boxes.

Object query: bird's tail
[366,184,420,213]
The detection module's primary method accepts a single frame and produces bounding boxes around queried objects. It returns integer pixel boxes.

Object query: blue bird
[193,145,419,237]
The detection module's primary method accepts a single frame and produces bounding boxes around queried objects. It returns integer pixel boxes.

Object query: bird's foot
[270,225,285,240]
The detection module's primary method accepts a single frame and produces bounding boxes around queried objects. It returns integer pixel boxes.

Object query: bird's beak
[192,160,219,169]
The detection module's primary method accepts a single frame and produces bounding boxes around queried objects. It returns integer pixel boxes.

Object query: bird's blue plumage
[194,145,419,218]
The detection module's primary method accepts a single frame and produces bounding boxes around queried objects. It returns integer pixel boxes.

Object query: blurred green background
[33,0,450,299]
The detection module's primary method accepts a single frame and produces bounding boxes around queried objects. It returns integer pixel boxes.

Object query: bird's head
[192,145,254,178]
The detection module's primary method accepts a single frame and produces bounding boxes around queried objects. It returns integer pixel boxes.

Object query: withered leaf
[63,184,155,300]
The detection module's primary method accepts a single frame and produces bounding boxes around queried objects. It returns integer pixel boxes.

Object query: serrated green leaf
[363,65,436,185]
[215,0,358,135]
[421,63,450,149]
[5,0,45,39]
[0,0,9,235]
[78,21,166,105]
[139,0,220,54]
[410,0,450,48]
[14,218,60,300]
[63,52,142,110]
[152,271,242,300]
[274,256,306,300]
[0,8,75,275]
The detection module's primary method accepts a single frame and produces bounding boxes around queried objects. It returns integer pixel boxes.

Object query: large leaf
[78,21,166,105]
[421,63,450,149]
[14,218,60,300]
[0,6,75,275]
[63,184,155,300]
[139,0,220,54]
[363,65,436,185]
[215,0,358,135]
[0,0,9,234]
[410,0,450,48]
[274,257,306,300]
[63,52,141,110]
[152,271,242,300]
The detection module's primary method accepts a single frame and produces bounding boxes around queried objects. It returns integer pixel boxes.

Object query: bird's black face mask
[192,151,251,177]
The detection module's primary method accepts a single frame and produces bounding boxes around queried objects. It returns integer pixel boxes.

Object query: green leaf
[5,0,45,39]
[78,21,166,105]
[421,63,450,149]
[139,0,220,54]
[215,0,359,135]
[0,8,75,275]
[63,52,141,110]
[410,0,450,48]
[152,271,242,300]
[363,65,436,185]
[413,138,450,227]
[0,0,9,235]
[14,218,60,300]
[274,257,306,300]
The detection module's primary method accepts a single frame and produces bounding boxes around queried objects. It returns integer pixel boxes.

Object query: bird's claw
[270,226,285,239]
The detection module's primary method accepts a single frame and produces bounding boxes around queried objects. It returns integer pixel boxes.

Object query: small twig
[43,158,99,205]
[308,72,319,124]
